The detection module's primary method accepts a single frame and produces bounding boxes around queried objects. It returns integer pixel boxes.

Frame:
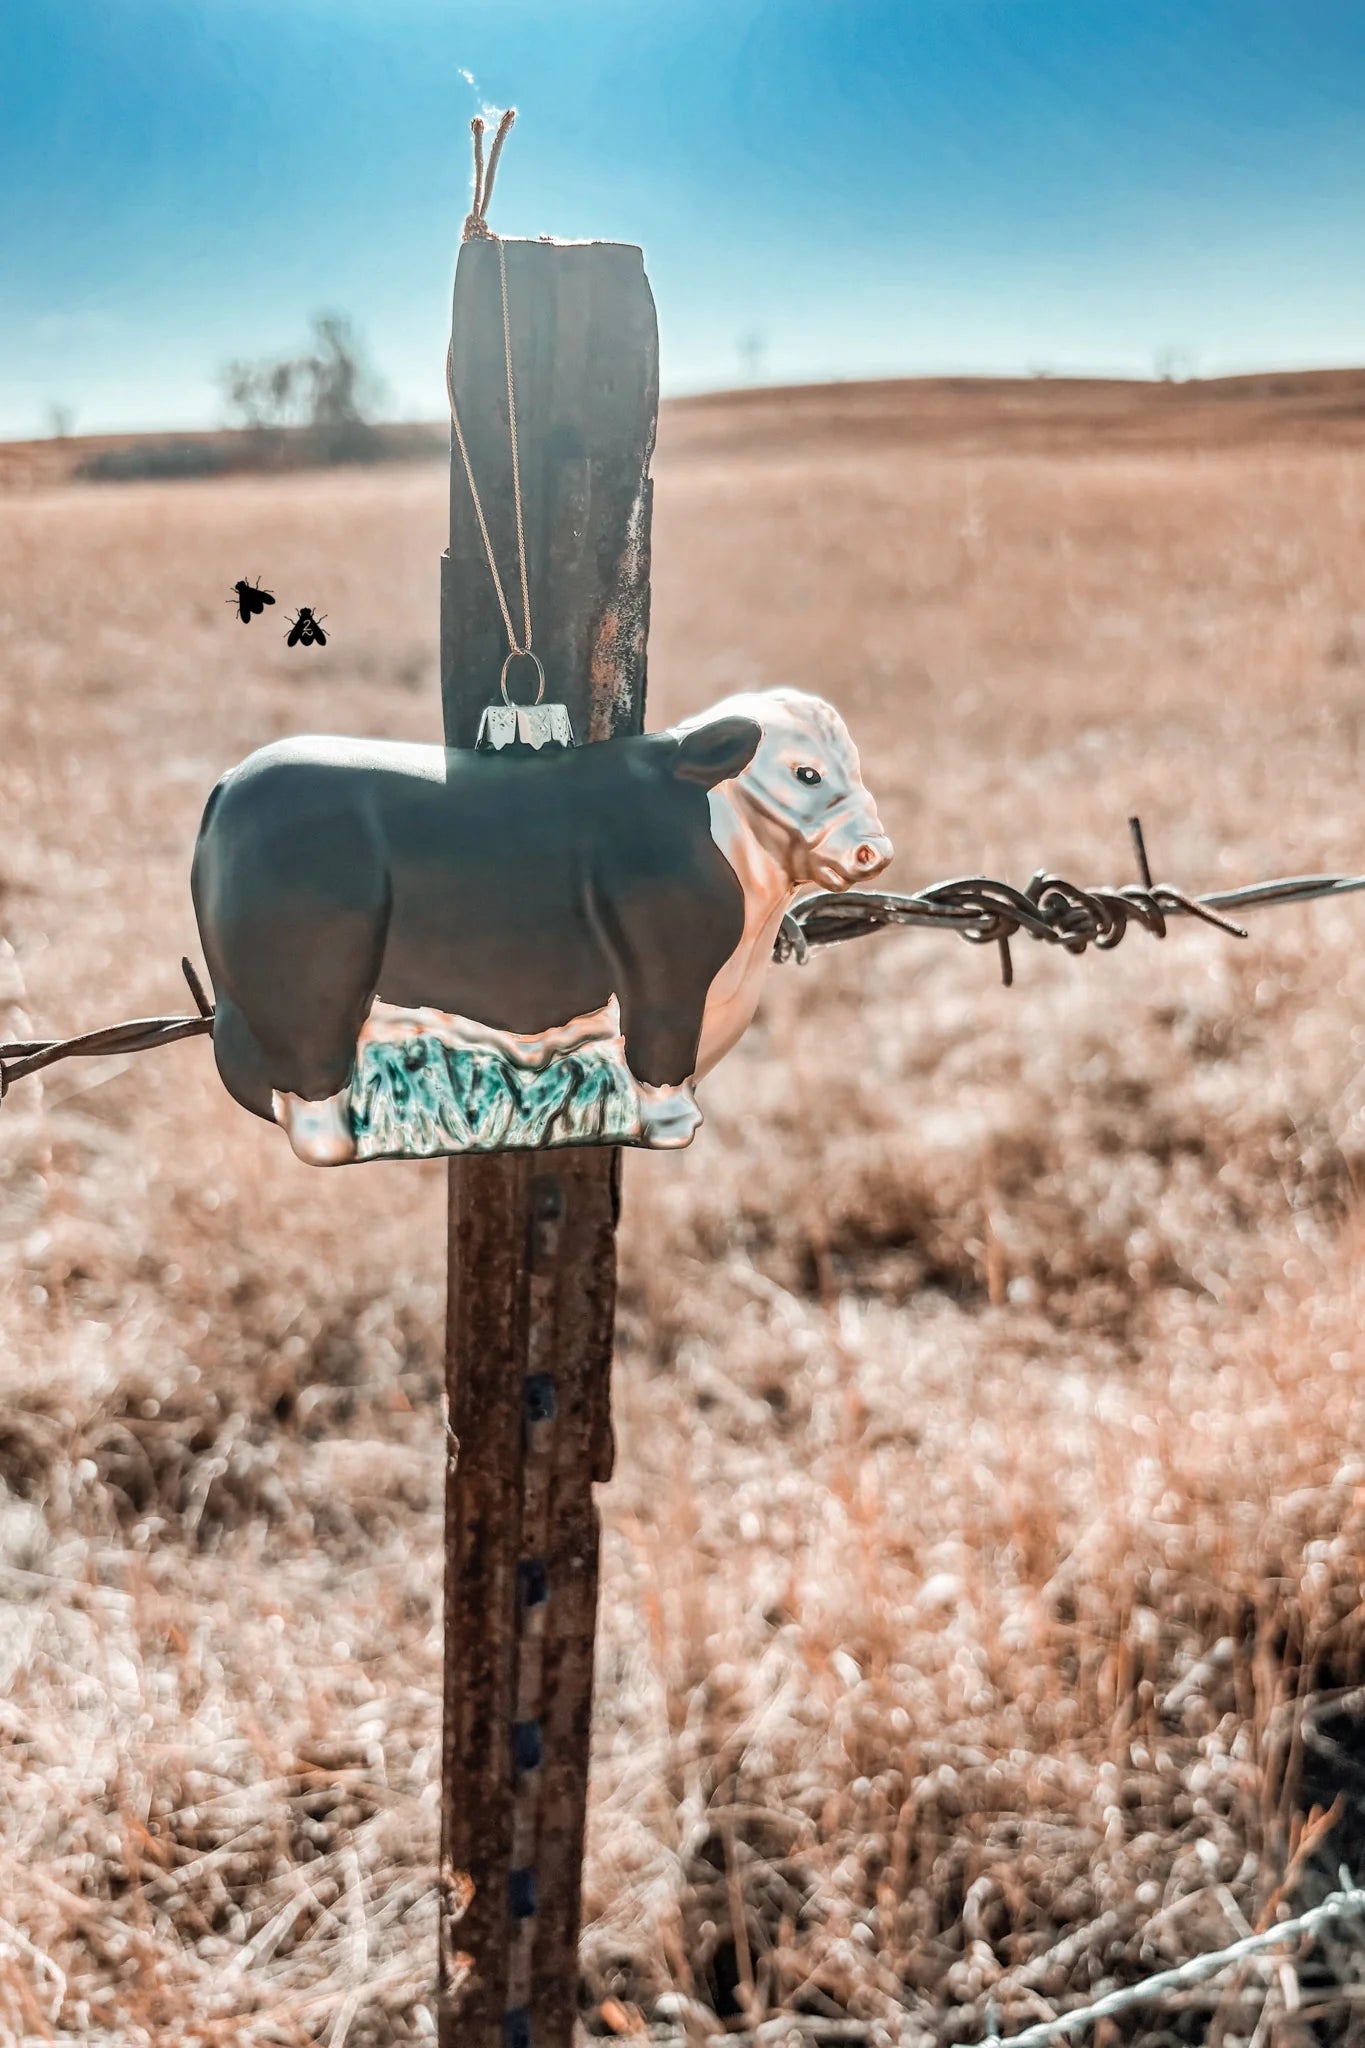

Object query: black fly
[226,575,275,623]
[285,606,329,649]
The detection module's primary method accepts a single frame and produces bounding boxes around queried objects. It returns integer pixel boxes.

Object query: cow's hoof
[272,1088,357,1166]
[636,1082,703,1149]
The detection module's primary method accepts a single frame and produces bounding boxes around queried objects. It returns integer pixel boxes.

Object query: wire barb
[182,956,213,1019]
[773,821,1365,979]
[1129,814,1154,891]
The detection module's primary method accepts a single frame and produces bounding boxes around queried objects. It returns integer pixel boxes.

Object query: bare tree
[1154,344,1195,384]
[738,329,768,384]
[220,315,386,461]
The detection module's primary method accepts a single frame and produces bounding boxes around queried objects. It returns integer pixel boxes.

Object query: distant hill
[658,366,1365,460]
[0,419,447,491]
[5,368,1365,490]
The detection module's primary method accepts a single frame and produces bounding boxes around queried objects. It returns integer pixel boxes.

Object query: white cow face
[677,688,893,891]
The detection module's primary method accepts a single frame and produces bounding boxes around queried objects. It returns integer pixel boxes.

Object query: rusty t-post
[438,234,658,2048]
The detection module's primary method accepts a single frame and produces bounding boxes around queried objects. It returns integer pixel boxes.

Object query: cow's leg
[213,891,389,1094]
[211,997,279,1123]
[213,996,358,1161]
[634,1079,703,1148]
[272,1088,357,1166]
[615,1001,705,1148]
[617,1000,699,1090]
[260,901,394,1165]
[206,883,391,1164]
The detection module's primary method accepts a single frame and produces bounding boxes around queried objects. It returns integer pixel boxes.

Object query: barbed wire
[0,959,213,1101]
[774,817,1365,986]
[650,1873,1365,2048]
[650,1880,1365,2048]
[971,1877,1365,2048]
[5,825,1365,1100]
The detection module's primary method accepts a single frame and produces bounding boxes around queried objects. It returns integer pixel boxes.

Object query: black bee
[226,575,275,623]
[285,606,329,649]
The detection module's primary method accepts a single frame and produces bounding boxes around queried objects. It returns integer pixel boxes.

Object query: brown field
[4,375,1365,2044]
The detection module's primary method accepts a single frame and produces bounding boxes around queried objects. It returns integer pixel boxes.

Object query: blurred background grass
[4,377,1365,2040]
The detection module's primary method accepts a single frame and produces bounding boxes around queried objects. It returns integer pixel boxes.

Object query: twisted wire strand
[771,812,1365,983]
[0,1014,212,1098]
[0,958,213,1100]
[774,867,1365,977]
[7,845,1365,1100]
[972,1880,1365,2048]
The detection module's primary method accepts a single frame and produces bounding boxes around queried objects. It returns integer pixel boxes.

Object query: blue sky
[3,0,1365,437]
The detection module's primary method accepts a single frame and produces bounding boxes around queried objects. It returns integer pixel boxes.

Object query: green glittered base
[347,1030,644,1159]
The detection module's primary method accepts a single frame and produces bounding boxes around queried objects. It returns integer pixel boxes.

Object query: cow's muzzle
[812,832,894,891]
[854,835,894,878]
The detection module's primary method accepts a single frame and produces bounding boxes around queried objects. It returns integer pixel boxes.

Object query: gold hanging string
[446,109,543,704]
[463,106,514,244]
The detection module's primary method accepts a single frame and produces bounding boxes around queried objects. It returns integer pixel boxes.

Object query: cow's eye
[794,765,822,786]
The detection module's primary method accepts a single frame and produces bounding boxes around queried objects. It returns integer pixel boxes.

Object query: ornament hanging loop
[500,648,546,707]
[480,647,573,746]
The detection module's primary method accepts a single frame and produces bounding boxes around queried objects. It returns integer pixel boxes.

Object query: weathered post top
[441,233,658,749]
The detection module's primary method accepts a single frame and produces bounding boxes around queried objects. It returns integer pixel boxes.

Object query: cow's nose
[854,835,893,878]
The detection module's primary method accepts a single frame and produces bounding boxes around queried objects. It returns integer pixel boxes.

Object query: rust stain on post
[438,234,657,2048]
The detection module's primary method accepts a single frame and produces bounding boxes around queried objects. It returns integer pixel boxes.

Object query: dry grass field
[5,375,1365,2044]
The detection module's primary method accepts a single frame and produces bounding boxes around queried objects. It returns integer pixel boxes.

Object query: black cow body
[191,718,760,1122]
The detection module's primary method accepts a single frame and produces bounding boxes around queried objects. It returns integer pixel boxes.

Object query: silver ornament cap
[475,650,576,751]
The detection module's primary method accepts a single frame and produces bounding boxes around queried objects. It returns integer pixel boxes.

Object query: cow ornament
[191,688,892,1163]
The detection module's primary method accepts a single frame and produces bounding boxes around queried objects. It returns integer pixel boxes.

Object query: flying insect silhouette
[226,576,275,624]
[285,606,329,649]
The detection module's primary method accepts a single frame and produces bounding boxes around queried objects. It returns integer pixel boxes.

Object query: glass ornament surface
[192,689,892,1162]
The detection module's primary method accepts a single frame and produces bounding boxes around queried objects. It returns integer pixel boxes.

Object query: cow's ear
[673,716,761,788]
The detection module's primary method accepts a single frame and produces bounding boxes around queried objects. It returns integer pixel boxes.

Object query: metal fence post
[437,233,658,2048]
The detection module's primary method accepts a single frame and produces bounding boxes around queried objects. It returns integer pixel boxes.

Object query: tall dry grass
[3,387,1365,2042]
